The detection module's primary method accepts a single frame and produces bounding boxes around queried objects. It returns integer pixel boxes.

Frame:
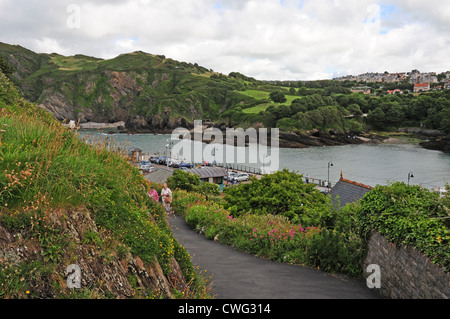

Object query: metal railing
[138,152,332,187]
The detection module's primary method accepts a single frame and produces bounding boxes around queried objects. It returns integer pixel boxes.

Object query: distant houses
[351,86,372,94]
[387,89,403,95]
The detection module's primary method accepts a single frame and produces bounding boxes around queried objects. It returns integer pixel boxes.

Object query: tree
[223,169,331,226]
[347,104,363,118]
[167,170,200,192]
[167,169,221,196]
[366,107,386,129]
[0,56,13,79]
[269,90,287,103]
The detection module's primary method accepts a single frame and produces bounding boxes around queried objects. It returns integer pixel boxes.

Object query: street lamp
[408,171,414,185]
[328,161,333,190]
[165,144,170,169]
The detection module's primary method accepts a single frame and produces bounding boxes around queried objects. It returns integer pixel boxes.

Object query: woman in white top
[161,183,172,213]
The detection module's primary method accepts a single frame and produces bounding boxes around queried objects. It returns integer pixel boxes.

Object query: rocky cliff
[0,206,187,299]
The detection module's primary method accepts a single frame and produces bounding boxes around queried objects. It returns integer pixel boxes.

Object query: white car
[139,164,154,173]
[233,173,250,181]
[226,172,239,180]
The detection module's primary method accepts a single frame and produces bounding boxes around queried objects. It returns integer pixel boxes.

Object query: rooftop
[188,167,227,179]
[329,172,373,208]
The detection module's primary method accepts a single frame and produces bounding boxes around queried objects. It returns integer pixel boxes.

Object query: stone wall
[364,231,449,299]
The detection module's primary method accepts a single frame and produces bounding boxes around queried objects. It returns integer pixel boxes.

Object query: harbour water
[77,130,450,190]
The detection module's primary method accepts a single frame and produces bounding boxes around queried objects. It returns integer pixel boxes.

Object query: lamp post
[408,171,414,185]
[328,161,333,190]
[165,144,170,169]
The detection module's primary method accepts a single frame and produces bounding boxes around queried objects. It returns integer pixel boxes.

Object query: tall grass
[0,71,209,297]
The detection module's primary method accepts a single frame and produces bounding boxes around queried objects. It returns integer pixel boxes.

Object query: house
[189,167,227,191]
[129,147,143,163]
[387,89,403,95]
[413,83,430,93]
[329,172,373,208]
[351,86,372,94]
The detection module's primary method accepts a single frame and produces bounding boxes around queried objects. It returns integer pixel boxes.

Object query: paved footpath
[168,214,381,299]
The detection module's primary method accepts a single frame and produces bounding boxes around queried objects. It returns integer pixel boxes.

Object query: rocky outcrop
[122,115,194,134]
[278,130,365,148]
[37,90,77,122]
[420,137,450,153]
[0,206,188,299]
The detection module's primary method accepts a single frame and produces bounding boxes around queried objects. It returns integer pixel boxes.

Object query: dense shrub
[223,169,333,227]
[358,182,449,271]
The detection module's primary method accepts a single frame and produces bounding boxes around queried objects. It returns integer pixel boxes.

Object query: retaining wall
[364,231,449,299]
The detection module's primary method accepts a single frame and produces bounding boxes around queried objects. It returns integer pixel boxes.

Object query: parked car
[158,156,168,165]
[226,172,239,181]
[140,165,154,173]
[178,162,194,169]
[138,161,152,169]
[233,173,250,182]
[170,158,184,168]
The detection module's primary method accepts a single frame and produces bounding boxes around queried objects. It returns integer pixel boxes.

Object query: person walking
[161,183,172,214]
[147,185,159,202]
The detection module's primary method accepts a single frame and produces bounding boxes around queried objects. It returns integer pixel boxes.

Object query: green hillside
[1,42,449,147]
[0,70,209,298]
[0,42,251,129]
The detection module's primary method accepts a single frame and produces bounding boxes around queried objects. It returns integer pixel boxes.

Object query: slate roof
[329,172,373,208]
[144,169,173,185]
[188,167,227,179]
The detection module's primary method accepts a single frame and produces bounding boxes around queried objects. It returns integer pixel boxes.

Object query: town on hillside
[335,69,450,94]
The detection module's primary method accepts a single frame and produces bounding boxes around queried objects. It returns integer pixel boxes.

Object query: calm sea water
[77,130,450,189]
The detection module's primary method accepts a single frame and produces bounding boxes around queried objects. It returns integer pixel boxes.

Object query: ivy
[358,182,450,271]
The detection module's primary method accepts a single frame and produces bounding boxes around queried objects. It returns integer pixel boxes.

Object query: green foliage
[223,169,332,227]
[167,169,221,197]
[305,229,366,277]
[358,182,450,271]
[174,190,364,277]
[196,182,221,197]
[0,55,13,79]
[269,90,287,103]
[0,71,208,297]
[167,170,201,192]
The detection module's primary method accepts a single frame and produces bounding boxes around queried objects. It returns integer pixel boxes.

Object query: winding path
[168,214,381,299]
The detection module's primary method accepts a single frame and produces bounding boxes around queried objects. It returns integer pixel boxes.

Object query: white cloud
[0,0,449,80]
[34,37,71,56]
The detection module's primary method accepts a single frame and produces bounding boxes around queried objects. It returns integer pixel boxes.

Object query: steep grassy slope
[0,71,209,298]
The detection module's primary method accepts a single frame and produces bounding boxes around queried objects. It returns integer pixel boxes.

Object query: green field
[238,89,300,114]
[242,103,272,114]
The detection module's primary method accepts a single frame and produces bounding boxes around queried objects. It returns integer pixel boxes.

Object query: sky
[1,0,449,80]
